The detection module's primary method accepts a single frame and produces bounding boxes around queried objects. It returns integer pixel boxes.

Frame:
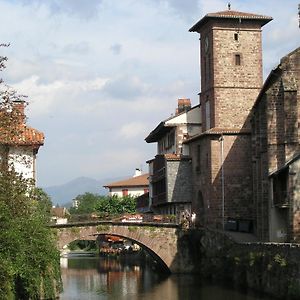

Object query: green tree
[0,170,61,299]
[119,196,137,214]
[69,192,101,214]
[69,193,138,219]
[96,195,137,215]
[34,187,53,218]
[0,46,61,299]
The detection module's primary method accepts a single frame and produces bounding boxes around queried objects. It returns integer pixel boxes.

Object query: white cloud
[118,122,149,140]
[0,0,298,187]
[199,0,224,14]
[110,43,122,55]
[13,75,108,116]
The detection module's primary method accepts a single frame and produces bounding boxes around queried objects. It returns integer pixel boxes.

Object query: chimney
[176,98,191,115]
[133,168,142,177]
[12,100,26,124]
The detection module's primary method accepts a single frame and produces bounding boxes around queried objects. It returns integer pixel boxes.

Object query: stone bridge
[51,221,197,273]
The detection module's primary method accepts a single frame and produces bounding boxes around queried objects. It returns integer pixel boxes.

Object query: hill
[41,176,112,207]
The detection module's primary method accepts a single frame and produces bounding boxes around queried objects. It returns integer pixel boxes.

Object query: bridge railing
[53,213,179,225]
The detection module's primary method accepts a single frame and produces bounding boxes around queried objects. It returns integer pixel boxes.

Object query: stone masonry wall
[210,134,253,227]
[214,88,260,129]
[290,160,300,241]
[189,133,253,229]
[189,136,212,226]
[212,25,262,129]
[167,159,192,204]
[199,229,300,299]
[251,48,300,241]
[251,95,270,241]
[199,20,263,131]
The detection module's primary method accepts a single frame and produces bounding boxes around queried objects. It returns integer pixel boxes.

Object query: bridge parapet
[51,220,180,229]
[53,221,190,273]
[61,213,179,225]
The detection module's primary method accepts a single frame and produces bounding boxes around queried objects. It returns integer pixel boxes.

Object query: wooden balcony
[150,167,165,183]
[152,192,167,206]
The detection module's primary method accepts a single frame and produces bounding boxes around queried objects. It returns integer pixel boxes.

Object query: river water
[60,254,274,300]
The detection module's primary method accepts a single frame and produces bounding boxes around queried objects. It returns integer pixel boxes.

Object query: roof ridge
[104,173,149,188]
[207,9,272,19]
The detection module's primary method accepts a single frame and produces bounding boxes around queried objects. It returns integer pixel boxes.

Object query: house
[251,47,300,242]
[103,169,149,197]
[51,207,70,224]
[72,198,80,209]
[0,100,44,181]
[185,8,272,230]
[145,99,202,215]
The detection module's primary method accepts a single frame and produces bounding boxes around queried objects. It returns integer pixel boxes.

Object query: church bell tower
[190,8,272,131]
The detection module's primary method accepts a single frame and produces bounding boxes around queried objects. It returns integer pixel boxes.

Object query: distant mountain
[41,176,119,207]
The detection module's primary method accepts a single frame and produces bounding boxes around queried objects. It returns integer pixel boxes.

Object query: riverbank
[183,229,300,299]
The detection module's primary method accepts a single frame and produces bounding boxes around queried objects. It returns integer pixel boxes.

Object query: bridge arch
[54,222,180,272]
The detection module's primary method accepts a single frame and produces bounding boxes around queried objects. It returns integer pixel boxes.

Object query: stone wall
[199,20,263,131]
[167,159,192,204]
[198,229,300,299]
[251,47,300,242]
[189,132,253,229]
[289,159,300,241]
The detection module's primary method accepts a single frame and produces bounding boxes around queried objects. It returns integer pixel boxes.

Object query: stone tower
[186,9,272,231]
[190,9,272,131]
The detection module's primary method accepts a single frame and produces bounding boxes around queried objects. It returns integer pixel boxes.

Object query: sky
[0,0,299,187]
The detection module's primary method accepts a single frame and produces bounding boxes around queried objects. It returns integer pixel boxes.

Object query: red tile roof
[207,10,272,19]
[183,127,251,143]
[163,153,190,161]
[104,173,149,188]
[147,154,191,163]
[51,207,69,218]
[0,125,44,146]
[189,9,272,32]
[0,102,44,147]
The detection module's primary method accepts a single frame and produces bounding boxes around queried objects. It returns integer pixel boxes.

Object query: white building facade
[104,171,149,198]
[0,101,44,182]
[145,99,202,215]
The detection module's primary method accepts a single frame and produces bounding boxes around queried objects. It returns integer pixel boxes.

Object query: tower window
[235,54,241,65]
[234,33,239,41]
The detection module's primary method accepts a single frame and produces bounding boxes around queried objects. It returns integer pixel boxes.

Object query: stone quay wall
[189,229,300,299]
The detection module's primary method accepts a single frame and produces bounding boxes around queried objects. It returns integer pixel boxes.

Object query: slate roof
[189,9,272,32]
[103,173,149,188]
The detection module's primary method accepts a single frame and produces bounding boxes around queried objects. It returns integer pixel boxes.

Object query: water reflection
[60,256,273,300]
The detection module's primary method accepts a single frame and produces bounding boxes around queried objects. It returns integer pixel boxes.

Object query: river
[60,254,274,300]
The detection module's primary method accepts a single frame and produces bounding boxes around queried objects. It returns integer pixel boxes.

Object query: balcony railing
[150,167,165,182]
[152,192,167,206]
